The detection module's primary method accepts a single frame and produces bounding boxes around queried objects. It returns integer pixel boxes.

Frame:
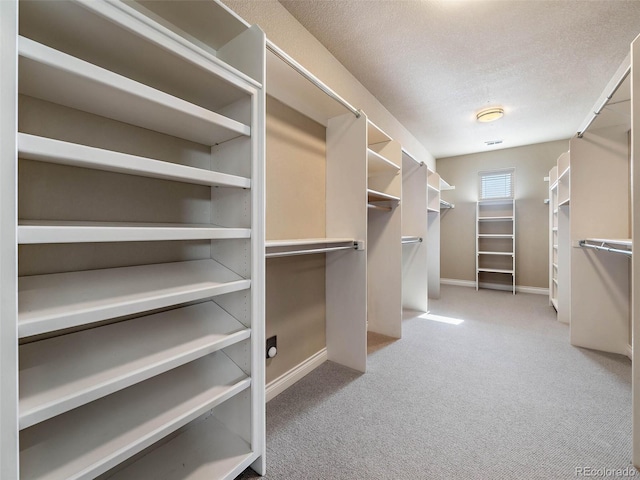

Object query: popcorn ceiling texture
[245,0,640,158]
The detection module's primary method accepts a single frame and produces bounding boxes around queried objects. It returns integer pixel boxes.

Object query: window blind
[479,169,514,200]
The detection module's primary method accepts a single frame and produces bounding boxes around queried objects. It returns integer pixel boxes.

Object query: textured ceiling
[278,0,640,158]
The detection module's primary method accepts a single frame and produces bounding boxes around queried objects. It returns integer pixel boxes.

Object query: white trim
[266,348,327,402]
[627,344,633,361]
[441,278,549,295]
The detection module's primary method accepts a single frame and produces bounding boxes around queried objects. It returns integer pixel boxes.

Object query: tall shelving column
[427,169,441,299]
[366,120,402,338]
[549,166,559,311]
[401,150,428,313]
[556,152,571,324]
[476,199,516,294]
[10,1,265,478]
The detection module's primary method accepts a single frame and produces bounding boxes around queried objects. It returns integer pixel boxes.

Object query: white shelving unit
[427,169,441,299]
[476,199,516,294]
[366,120,402,339]
[5,1,265,478]
[549,165,559,311]
[401,150,428,313]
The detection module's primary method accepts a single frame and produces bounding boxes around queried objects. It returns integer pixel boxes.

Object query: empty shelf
[18,221,250,244]
[367,148,400,174]
[478,216,513,221]
[18,259,250,338]
[427,207,440,213]
[558,198,570,206]
[18,37,250,146]
[265,238,355,248]
[19,352,250,480]
[367,189,400,202]
[477,234,514,238]
[18,134,251,188]
[108,414,255,480]
[477,268,514,274]
[19,301,249,429]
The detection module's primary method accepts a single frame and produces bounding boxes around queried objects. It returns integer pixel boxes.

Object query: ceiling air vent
[484,140,503,146]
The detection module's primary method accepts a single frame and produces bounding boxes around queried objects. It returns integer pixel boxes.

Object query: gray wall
[436,139,569,289]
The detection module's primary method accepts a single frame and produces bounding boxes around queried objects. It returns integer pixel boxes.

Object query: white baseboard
[266,348,327,402]
[440,278,549,295]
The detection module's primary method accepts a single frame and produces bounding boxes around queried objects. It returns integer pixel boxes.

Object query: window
[478,168,514,200]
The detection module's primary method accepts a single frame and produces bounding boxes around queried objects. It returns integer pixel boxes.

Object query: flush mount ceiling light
[476,107,504,123]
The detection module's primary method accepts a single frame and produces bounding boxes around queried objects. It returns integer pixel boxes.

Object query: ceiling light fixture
[476,107,504,123]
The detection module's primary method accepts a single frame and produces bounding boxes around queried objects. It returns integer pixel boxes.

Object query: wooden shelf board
[107,413,255,480]
[18,259,250,338]
[18,37,250,146]
[367,148,400,174]
[477,268,514,274]
[19,353,250,480]
[18,134,251,188]
[367,188,400,202]
[19,301,249,429]
[18,221,250,244]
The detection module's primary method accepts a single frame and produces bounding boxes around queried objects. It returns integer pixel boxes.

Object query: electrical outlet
[266,335,277,359]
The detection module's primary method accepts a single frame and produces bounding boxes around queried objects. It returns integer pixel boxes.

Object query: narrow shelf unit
[5,1,266,478]
[476,199,516,294]
[401,149,429,314]
[549,165,559,311]
[427,168,443,299]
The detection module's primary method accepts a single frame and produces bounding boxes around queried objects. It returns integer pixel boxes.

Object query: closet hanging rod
[440,199,454,209]
[265,244,358,258]
[578,240,632,257]
[266,40,361,119]
[401,237,422,245]
[577,65,630,138]
[401,148,425,167]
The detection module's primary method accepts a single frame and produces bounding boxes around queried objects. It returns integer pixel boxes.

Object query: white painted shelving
[4,1,266,478]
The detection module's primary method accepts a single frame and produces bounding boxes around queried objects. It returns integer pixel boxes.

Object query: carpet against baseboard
[240,285,632,479]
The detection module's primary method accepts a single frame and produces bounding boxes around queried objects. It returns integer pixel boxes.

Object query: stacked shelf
[10,1,265,478]
[558,153,571,206]
[549,165,559,310]
[366,120,403,339]
[427,169,440,213]
[476,199,516,294]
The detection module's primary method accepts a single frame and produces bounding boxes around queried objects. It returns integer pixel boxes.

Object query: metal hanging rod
[266,244,358,258]
[266,40,361,119]
[577,65,630,138]
[401,236,422,245]
[401,148,425,167]
[440,199,454,209]
[578,240,632,257]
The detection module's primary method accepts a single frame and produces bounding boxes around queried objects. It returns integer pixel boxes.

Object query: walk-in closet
[2,1,640,479]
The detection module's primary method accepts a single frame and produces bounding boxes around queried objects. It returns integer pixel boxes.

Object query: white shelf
[558,165,571,182]
[108,412,254,480]
[427,183,439,192]
[477,268,514,274]
[18,221,250,244]
[18,36,250,146]
[478,251,514,256]
[265,238,355,248]
[478,198,514,205]
[553,263,558,269]
[19,352,250,480]
[19,301,249,429]
[18,259,250,338]
[558,197,570,206]
[18,134,251,188]
[553,278,558,285]
[585,238,632,248]
[367,188,400,202]
[551,297,558,310]
[478,216,513,221]
[367,120,392,145]
[477,234,514,238]
[367,148,400,174]
[427,207,440,214]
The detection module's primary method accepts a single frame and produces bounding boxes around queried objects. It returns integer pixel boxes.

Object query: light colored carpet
[240,285,633,479]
